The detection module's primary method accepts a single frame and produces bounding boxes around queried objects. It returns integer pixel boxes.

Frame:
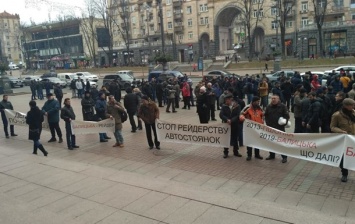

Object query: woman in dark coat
[26,100,48,156]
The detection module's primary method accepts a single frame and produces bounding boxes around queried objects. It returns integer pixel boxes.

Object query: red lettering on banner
[346,147,354,157]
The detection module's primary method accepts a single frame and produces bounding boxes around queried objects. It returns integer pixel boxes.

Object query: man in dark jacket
[281,78,294,110]
[95,92,111,142]
[303,92,321,133]
[124,87,139,132]
[332,91,346,114]
[196,86,209,124]
[42,93,63,143]
[54,83,63,106]
[293,88,307,133]
[156,80,164,107]
[206,83,216,121]
[60,98,79,150]
[0,95,17,138]
[219,93,241,158]
[108,79,121,102]
[265,94,290,163]
[36,81,44,100]
[70,79,77,98]
[81,91,95,121]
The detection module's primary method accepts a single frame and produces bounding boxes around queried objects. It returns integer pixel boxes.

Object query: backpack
[121,110,128,123]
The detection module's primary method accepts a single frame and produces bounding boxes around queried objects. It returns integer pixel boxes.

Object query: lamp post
[298,37,307,60]
[157,0,165,55]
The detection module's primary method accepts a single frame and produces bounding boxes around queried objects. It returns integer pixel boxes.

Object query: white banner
[5,109,50,131]
[71,119,115,135]
[243,119,345,167]
[156,119,231,147]
[344,135,355,170]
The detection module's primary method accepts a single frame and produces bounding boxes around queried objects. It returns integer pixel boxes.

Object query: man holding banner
[61,98,79,150]
[330,98,355,183]
[0,95,17,138]
[264,94,290,163]
[42,93,63,143]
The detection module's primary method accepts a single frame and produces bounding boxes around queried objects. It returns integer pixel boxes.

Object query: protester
[196,86,209,124]
[42,93,63,143]
[206,83,217,121]
[26,100,48,156]
[330,98,355,183]
[0,95,17,138]
[258,78,269,110]
[30,80,37,100]
[293,88,307,133]
[76,78,84,99]
[107,95,125,148]
[242,96,264,161]
[60,98,79,150]
[181,81,191,110]
[264,94,290,163]
[70,79,77,98]
[138,95,160,150]
[95,92,112,142]
[303,92,321,133]
[133,88,143,130]
[124,87,139,132]
[219,93,241,158]
[81,91,96,121]
[165,84,177,113]
[54,83,63,106]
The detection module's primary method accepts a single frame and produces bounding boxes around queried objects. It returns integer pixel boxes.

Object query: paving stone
[74,204,117,224]
[185,173,213,186]
[0,179,29,193]
[321,197,350,217]
[217,179,246,194]
[200,176,229,190]
[275,190,304,206]
[6,183,40,197]
[57,199,100,219]
[346,201,355,218]
[104,186,150,209]
[163,200,211,224]
[156,168,183,180]
[254,187,283,202]
[0,173,18,187]
[172,171,199,183]
[235,183,264,198]
[72,178,115,199]
[45,195,84,213]
[297,193,326,211]
[260,219,288,224]
[124,191,168,214]
[97,210,159,224]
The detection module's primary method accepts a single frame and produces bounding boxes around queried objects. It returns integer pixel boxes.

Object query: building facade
[101,0,355,64]
[0,11,22,64]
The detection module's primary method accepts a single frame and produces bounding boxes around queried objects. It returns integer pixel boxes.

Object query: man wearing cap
[264,94,289,163]
[42,93,63,143]
[330,98,355,182]
[196,86,209,123]
[220,93,241,158]
[242,96,264,160]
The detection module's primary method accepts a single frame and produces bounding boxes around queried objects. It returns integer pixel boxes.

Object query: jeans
[260,95,268,109]
[37,89,43,100]
[99,133,108,140]
[2,115,14,136]
[114,129,124,144]
[49,122,62,139]
[77,89,83,99]
[145,123,160,147]
[31,91,37,100]
[65,122,76,147]
[128,112,137,131]
[166,98,175,112]
[72,89,77,98]
[246,94,253,104]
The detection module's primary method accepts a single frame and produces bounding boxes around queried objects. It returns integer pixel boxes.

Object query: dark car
[204,70,240,81]
[103,73,134,89]
[8,77,24,88]
[266,70,295,85]
[41,72,57,78]
[41,77,67,89]
[148,70,184,82]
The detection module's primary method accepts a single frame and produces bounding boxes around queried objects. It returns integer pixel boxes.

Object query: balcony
[299,20,355,31]
[174,13,182,19]
[326,6,345,15]
[173,0,182,7]
[286,10,295,17]
[174,25,183,33]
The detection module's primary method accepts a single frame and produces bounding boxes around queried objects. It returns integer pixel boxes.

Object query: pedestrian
[219,93,241,158]
[70,79,77,98]
[264,62,268,72]
[30,80,37,100]
[293,88,307,133]
[181,81,191,109]
[54,83,63,106]
[81,91,96,121]
[107,95,125,147]
[174,81,181,109]
[45,80,51,95]
[303,92,321,133]
[259,78,269,110]
[165,85,177,113]
[138,95,160,150]
[60,98,79,150]
[42,93,63,143]
[36,81,44,100]
[124,87,139,132]
[330,98,355,183]
[76,78,84,99]
[196,86,209,123]
[206,83,216,121]
[0,95,17,138]
[26,100,48,156]
[242,96,264,161]
[133,88,143,130]
[264,94,290,163]
[95,92,112,142]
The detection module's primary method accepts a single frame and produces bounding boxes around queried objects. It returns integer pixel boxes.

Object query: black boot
[233,148,242,157]
[223,148,229,159]
[33,145,38,155]
[38,144,48,156]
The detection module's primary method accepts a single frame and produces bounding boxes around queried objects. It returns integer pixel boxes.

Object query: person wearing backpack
[107,95,125,148]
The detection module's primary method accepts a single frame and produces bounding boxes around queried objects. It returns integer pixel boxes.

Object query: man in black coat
[196,86,209,124]
[61,98,79,150]
[124,87,139,132]
[54,83,63,106]
[219,93,241,158]
[0,95,17,138]
[156,80,164,107]
[303,92,321,133]
[265,94,290,163]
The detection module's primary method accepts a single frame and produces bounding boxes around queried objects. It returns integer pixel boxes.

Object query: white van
[57,73,76,85]
[8,64,19,70]
[117,70,134,78]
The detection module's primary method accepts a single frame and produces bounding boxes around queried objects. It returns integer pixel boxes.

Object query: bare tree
[311,0,329,58]
[277,0,295,59]
[239,0,265,62]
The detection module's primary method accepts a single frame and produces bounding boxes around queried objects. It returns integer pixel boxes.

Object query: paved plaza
[0,91,354,224]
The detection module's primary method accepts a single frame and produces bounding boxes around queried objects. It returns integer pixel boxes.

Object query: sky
[1,0,86,25]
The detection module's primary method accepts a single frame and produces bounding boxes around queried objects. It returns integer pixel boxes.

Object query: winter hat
[251,96,260,103]
[141,95,149,101]
[343,98,355,106]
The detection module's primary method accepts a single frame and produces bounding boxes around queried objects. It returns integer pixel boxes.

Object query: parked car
[116,70,134,78]
[41,72,57,78]
[204,70,240,81]
[324,66,355,76]
[8,77,24,88]
[75,72,99,82]
[8,64,19,70]
[41,77,67,88]
[103,73,134,89]
[57,73,76,85]
[266,70,295,85]
[73,78,98,89]
[300,71,327,86]
[148,70,184,81]
[22,76,42,86]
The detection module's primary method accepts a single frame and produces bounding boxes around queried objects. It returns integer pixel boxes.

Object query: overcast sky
[1,0,85,25]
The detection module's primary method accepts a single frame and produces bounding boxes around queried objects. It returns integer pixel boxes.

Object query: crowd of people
[1,69,355,183]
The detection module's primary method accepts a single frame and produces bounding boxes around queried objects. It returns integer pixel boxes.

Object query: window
[186,6,192,14]
[301,2,308,11]
[319,0,326,8]
[167,22,173,29]
[271,21,278,29]
[301,17,309,27]
[200,17,204,25]
[166,0,172,5]
[333,0,344,7]
[178,34,183,40]
[8,54,11,59]
[252,0,263,3]
[167,10,171,17]
[352,14,355,20]
[131,16,136,24]
[205,17,209,24]
[199,4,208,12]
[188,19,192,26]
[271,7,278,16]
[286,21,293,28]
[188,31,193,39]
[7,48,10,52]
[253,9,264,18]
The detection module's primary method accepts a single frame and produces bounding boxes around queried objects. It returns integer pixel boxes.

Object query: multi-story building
[0,11,22,64]
[102,0,355,63]
[23,18,103,69]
